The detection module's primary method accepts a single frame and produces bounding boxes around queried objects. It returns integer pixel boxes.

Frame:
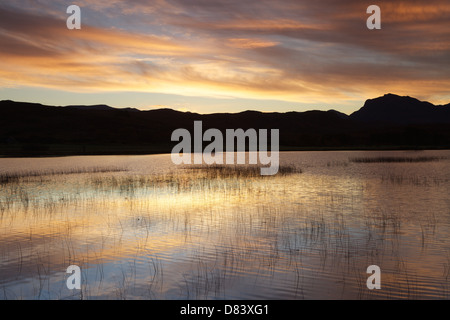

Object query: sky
[0,0,449,114]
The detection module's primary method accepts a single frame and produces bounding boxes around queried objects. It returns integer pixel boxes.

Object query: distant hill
[66,104,140,112]
[350,93,450,124]
[0,94,449,156]
[66,104,115,111]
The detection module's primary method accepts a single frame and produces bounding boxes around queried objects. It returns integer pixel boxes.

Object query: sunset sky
[0,0,449,114]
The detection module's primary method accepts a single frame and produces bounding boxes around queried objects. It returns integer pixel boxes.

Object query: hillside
[1,94,449,156]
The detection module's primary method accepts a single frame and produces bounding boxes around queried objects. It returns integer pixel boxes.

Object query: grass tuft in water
[0,166,127,184]
[349,156,446,163]
[183,164,302,178]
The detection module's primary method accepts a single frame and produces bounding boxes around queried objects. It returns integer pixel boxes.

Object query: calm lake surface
[1,150,450,300]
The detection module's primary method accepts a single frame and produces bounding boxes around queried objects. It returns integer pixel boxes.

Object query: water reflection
[0,151,450,299]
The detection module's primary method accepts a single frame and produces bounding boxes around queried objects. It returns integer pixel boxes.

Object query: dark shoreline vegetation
[1,143,450,158]
[1,93,450,157]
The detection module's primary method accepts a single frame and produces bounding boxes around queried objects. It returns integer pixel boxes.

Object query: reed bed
[0,164,303,215]
[182,164,302,178]
[0,166,127,184]
[349,156,446,163]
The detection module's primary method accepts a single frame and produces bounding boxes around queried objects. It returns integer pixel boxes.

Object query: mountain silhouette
[0,94,449,156]
[350,93,450,124]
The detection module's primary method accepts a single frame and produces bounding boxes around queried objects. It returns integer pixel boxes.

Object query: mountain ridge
[1,94,450,156]
[3,93,449,121]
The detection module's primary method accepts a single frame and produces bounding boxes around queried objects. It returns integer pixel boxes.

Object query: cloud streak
[0,0,449,110]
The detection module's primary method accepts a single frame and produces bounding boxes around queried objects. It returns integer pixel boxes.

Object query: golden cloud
[0,1,449,107]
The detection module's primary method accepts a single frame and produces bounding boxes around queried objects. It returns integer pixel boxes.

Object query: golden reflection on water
[1,151,450,299]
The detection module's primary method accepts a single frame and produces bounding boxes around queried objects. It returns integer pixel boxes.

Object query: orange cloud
[227,38,279,49]
[0,1,449,108]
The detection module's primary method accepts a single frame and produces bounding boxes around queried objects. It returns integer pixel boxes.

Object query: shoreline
[1,144,449,158]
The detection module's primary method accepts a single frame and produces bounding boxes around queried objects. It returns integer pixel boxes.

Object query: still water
[0,150,449,299]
